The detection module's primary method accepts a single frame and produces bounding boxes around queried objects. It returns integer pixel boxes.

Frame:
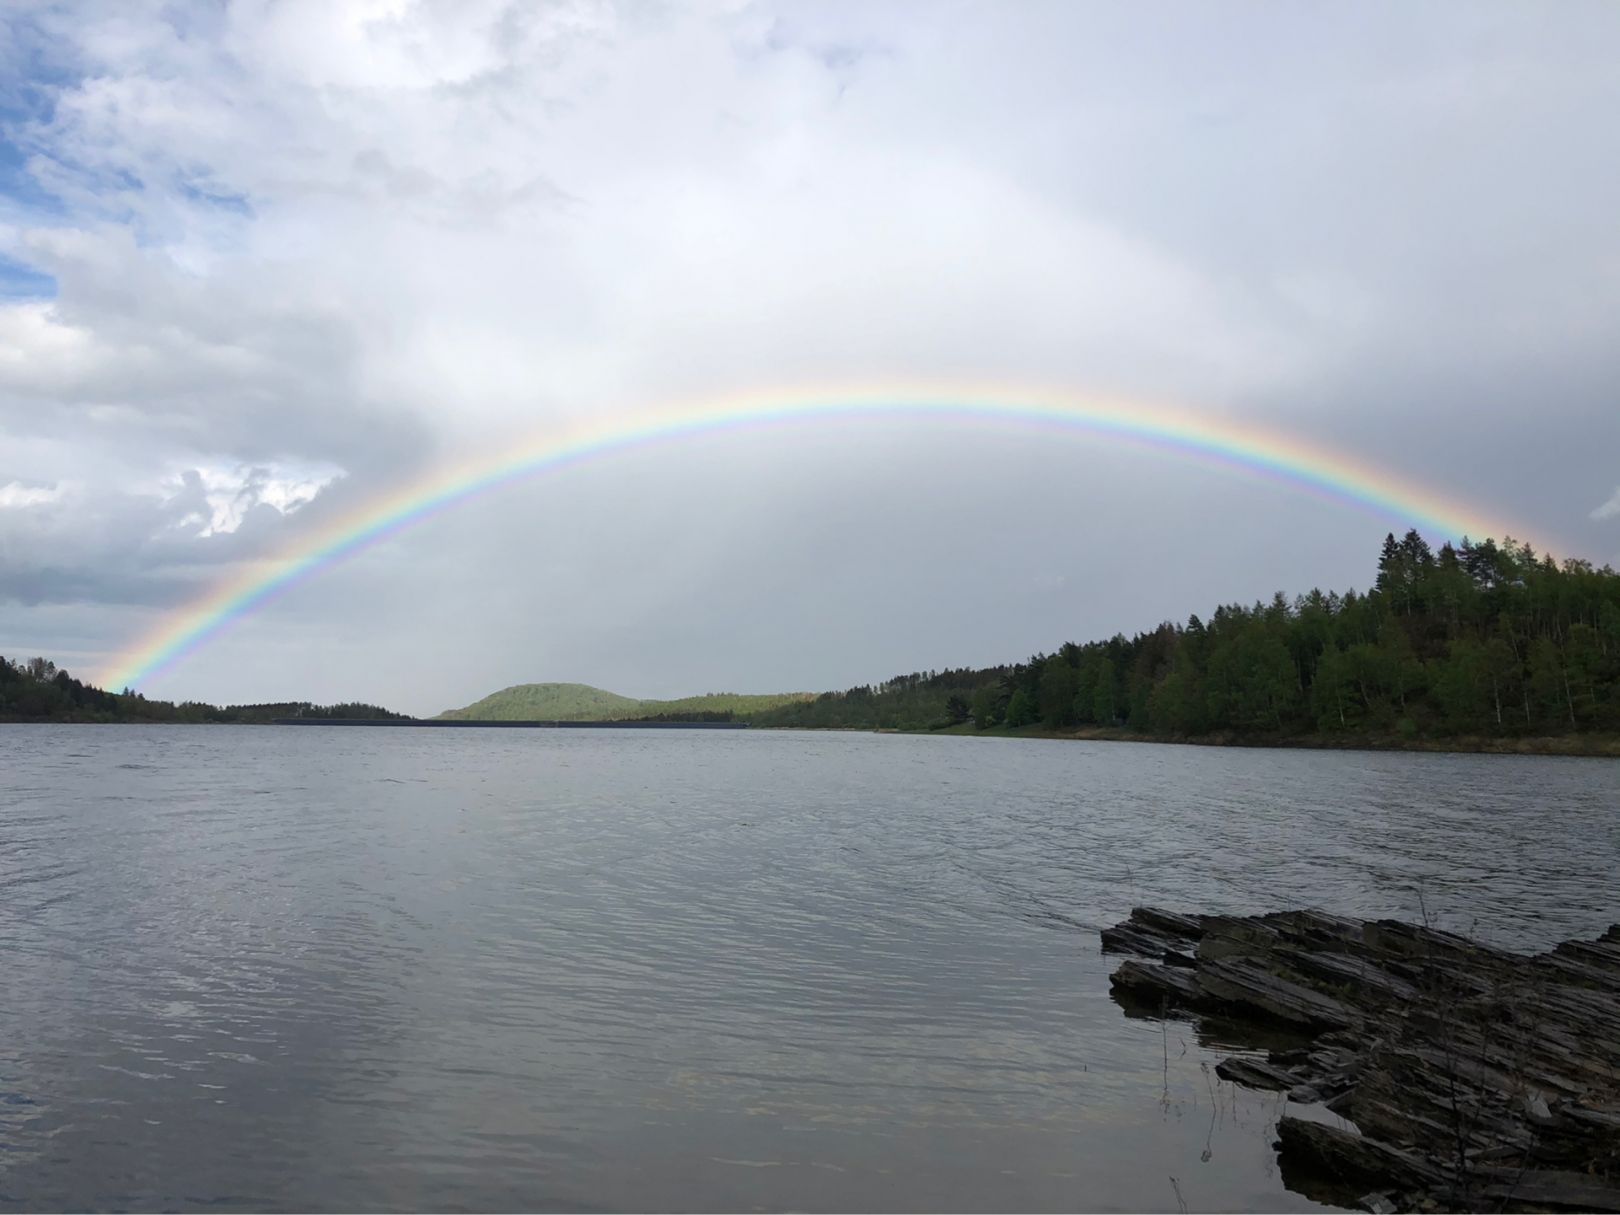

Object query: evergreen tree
[1037,656,1078,726]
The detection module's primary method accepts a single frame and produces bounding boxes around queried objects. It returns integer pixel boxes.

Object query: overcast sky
[3,0,1619,715]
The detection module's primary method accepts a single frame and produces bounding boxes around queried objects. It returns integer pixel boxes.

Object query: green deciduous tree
[1004,688,1037,728]
[971,686,1003,730]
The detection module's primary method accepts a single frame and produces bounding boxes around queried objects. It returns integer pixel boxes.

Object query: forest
[0,655,408,724]
[752,531,1620,743]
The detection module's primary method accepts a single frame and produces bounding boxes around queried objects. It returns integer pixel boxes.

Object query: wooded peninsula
[750,531,1620,752]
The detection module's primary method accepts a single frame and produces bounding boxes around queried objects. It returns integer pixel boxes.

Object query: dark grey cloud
[0,468,347,607]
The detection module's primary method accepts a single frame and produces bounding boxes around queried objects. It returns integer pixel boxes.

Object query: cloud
[0,479,66,508]
[1593,487,1620,522]
[0,460,345,608]
[0,1,1617,703]
[172,462,342,538]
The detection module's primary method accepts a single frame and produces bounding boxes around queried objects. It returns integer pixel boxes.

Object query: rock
[1102,907,1207,960]
[1215,1055,1301,1091]
[1131,906,1207,940]
[1326,1088,1357,1116]
[1275,1116,1441,1190]
[1198,916,1284,961]
[1277,946,1419,1007]
[1195,957,1359,1030]
[1100,908,1620,1212]
[1477,1167,1620,1212]
[1265,908,1367,954]
[1101,923,1177,958]
[1108,958,1201,1009]
[1524,1091,1553,1124]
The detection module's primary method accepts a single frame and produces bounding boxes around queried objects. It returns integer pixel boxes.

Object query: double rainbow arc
[99,385,1535,691]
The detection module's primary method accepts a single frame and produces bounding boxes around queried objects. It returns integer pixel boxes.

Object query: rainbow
[99,384,1540,692]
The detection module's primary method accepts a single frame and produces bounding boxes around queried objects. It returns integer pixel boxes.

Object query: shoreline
[783,721,1620,758]
[11,717,1620,755]
[949,724,1620,757]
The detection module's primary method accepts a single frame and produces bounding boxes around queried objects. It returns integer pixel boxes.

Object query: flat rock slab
[1215,1054,1301,1091]
[1275,1116,1441,1190]
[1108,958,1201,1009]
[1197,956,1360,1031]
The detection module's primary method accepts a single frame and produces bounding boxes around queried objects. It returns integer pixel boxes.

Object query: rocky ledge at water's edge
[1100,906,1620,1213]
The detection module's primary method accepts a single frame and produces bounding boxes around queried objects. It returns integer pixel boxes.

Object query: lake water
[2,727,1616,1212]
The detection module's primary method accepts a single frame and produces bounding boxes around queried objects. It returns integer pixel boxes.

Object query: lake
[1,726,1616,1212]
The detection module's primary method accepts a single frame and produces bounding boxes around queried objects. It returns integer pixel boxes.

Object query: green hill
[437,682,813,721]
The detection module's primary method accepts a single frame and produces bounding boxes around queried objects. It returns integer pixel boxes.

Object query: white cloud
[1593,487,1620,522]
[0,480,67,508]
[171,462,344,537]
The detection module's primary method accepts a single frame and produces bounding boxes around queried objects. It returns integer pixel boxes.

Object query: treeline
[625,710,739,723]
[753,531,1620,741]
[755,666,1011,732]
[0,656,410,723]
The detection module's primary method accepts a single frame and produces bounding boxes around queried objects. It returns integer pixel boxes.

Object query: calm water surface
[1,727,1616,1212]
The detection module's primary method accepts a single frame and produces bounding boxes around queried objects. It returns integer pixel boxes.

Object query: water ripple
[0,726,1615,1212]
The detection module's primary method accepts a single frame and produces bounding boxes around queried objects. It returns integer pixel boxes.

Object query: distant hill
[438,682,640,721]
[436,682,814,722]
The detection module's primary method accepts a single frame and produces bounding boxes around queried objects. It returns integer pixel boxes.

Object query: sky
[2,0,1619,716]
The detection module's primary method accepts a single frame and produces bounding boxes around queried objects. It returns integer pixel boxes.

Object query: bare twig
[1169,1174,1188,1214]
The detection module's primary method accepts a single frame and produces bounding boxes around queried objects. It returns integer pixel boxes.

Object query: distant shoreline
[0,717,749,729]
[749,721,1620,757]
[10,717,1618,754]
[910,722,1620,757]
[270,718,750,729]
